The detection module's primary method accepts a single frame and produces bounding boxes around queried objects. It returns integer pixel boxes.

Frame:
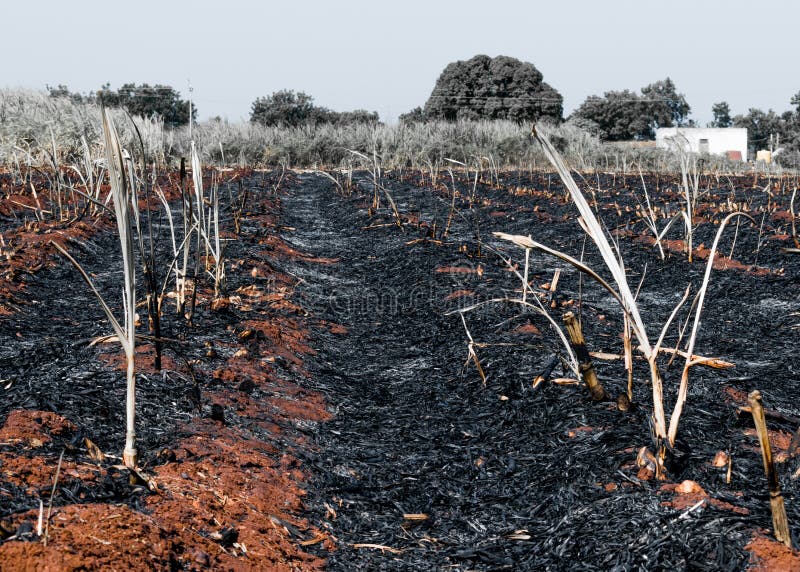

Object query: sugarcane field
[3,2,800,570]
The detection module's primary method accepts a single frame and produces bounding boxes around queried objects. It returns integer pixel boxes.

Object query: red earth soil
[747,534,800,571]
[0,173,332,570]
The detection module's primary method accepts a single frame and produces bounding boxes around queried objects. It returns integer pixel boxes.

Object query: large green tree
[709,101,732,128]
[570,90,650,140]
[733,108,794,153]
[421,55,563,122]
[731,91,800,166]
[640,78,690,128]
[571,78,691,140]
[791,91,800,113]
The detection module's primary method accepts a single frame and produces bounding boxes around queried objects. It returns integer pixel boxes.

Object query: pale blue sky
[2,0,797,124]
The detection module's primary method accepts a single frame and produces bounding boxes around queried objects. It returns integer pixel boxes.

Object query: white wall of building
[655,128,748,161]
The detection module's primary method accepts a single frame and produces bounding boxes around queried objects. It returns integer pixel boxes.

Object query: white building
[655,127,748,161]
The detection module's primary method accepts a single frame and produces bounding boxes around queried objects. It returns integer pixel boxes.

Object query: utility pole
[188,79,194,142]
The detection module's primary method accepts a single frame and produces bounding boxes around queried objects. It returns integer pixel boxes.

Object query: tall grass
[0,88,767,174]
[0,89,166,168]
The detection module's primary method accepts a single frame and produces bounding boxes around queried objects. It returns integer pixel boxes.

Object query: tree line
[47,58,800,164]
[47,83,196,128]
[401,54,800,160]
[47,84,379,129]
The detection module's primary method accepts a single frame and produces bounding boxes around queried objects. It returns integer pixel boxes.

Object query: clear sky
[2,0,797,124]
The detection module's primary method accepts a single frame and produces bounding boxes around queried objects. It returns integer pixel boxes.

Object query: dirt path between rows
[280,173,788,570]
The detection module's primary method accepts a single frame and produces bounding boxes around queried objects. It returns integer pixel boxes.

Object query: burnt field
[1,159,800,570]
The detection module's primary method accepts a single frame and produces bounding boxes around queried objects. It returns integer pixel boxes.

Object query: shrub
[48,83,195,128]
[98,83,195,128]
[250,90,379,127]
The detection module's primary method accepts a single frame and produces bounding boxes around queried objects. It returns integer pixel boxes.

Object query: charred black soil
[3,168,800,570]
[285,171,800,570]
[0,171,329,570]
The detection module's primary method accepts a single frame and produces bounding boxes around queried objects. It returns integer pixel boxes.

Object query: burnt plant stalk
[190,145,225,299]
[175,157,189,316]
[563,312,608,401]
[188,146,202,325]
[496,127,754,477]
[749,390,792,547]
[563,311,607,401]
[128,122,162,370]
[54,107,139,468]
